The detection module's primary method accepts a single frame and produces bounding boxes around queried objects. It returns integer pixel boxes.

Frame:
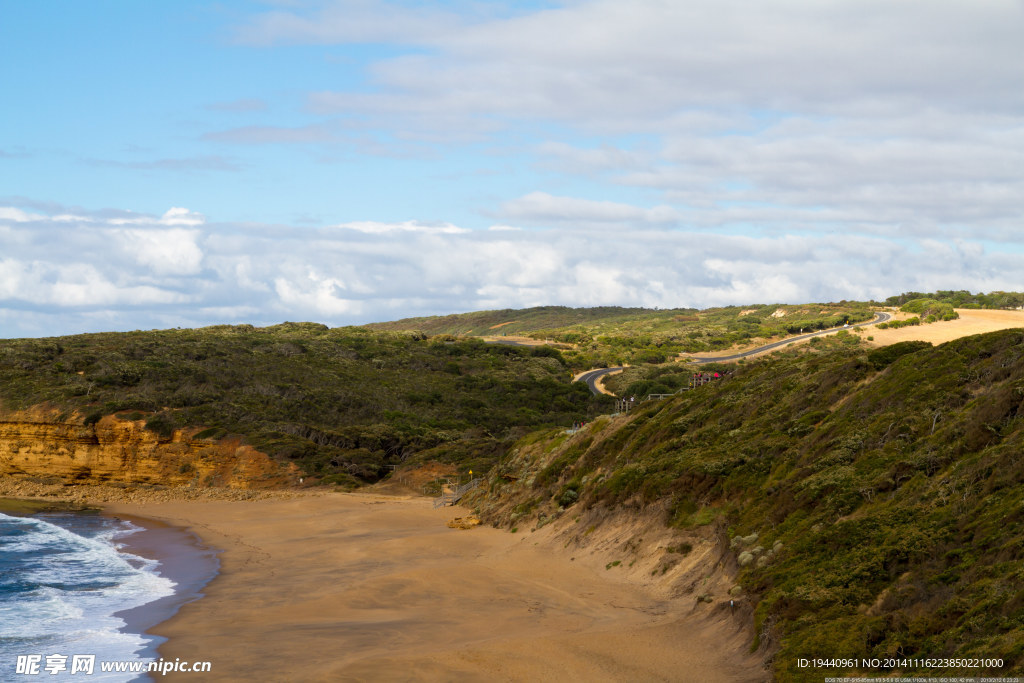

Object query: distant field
[867,308,1024,346]
[688,308,1024,363]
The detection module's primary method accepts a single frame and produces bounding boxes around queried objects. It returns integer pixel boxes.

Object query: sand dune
[107,493,766,682]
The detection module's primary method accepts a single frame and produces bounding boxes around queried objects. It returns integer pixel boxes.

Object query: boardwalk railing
[641,372,729,402]
[433,477,483,508]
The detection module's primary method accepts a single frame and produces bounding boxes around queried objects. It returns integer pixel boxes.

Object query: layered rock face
[0,408,295,489]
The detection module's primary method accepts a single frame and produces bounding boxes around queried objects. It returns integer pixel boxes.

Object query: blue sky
[2,0,1022,337]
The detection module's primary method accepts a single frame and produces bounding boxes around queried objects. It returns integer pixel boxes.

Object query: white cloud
[275,0,1023,128]
[565,263,632,305]
[0,206,210,320]
[332,220,470,235]
[274,270,363,316]
[106,206,207,227]
[0,207,46,223]
[499,192,680,227]
[51,214,95,223]
[0,259,188,308]
[119,228,204,276]
[48,264,187,307]
[536,142,652,175]
[196,305,263,320]
[159,207,206,226]
[0,259,28,299]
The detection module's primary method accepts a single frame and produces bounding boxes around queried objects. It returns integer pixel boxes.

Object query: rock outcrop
[0,407,296,489]
[446,516,482,529]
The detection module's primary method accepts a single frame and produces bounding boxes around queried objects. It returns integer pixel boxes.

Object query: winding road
[574,311,891,395]
[685,311,891,364]
[575,366,626,395]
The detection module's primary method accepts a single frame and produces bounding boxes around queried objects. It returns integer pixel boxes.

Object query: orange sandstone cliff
[0,407,296,489]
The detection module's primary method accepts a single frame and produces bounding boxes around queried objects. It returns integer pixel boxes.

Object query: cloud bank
[1,202,1020,338]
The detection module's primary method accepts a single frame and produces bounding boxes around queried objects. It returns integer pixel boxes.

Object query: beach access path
[106,492,767,682]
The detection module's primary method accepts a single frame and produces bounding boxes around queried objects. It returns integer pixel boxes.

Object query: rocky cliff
[0,407,296,489]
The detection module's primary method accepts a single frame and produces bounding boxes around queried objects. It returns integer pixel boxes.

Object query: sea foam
[0,511,176,681]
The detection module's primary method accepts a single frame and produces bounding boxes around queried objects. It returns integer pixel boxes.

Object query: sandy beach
[102,493,766,682]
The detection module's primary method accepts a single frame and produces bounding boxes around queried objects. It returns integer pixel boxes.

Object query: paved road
[575,366,625,395]
[685,311,891,364]
[484,338,534,347]
[573,312,891,395]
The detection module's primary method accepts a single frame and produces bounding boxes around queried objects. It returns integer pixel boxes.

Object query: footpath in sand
[106,493,766,682]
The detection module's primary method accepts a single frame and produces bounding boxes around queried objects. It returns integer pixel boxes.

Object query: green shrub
[557,487,579,507]
[145,413,177,439]
[867,341,933,369]
[193,427,226,440]
[899,298,959,322]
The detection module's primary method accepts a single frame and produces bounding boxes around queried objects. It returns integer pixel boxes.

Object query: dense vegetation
[602,360,738,399]
[478,329,1024,679]
[887,290,1024,310]
[897,298,959,323]
[368,302,877,370]
[874,296,961,330]
[0,324,610,485]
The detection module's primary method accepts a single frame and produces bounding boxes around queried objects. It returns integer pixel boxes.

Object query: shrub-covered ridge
[367,302,877,368]
[0,324,609,485]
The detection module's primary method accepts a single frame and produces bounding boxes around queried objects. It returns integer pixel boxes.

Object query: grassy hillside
[368,302,877,369]
[474,329,1024,679]
[0,324,610,486]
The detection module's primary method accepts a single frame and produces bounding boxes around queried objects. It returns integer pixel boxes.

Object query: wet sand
[105,493,766,682]
[110,514,220,660]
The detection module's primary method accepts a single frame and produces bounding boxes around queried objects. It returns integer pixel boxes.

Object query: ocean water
[0,510,175,682]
